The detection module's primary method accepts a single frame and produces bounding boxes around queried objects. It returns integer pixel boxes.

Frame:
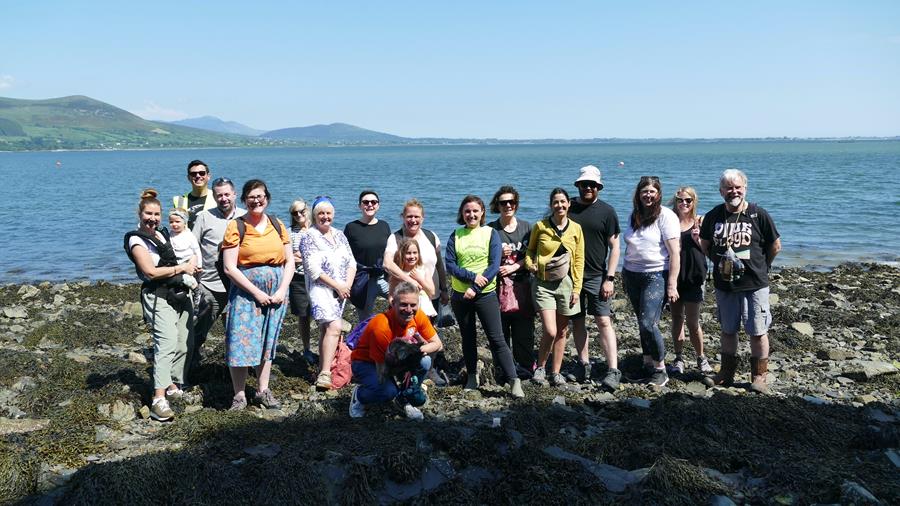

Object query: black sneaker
[647,369,669,387]
[567,361,592,383]
[627,365,655,383]
[600,368,622,392]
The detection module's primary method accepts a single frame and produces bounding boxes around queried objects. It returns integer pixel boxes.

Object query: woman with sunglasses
[221,179,293,410]
[288,199,316,365]
[299,196,356,390]
[488,185,535,380]
[446,195,525,398]
[622,176,680,387]
[344,190,391,321]
[668,187,712,374]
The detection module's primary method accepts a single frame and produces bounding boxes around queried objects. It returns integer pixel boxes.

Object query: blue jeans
[351,355,432,407]
[623,269,667,362]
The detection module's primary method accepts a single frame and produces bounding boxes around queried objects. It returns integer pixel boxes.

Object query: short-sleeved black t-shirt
[344,219,391,269]
[488,218,531,283]
[569,199,621,278]
[700,202,780,292]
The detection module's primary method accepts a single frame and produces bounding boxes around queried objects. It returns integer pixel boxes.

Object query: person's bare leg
[596,315,618,370]
[550,314,570,374]
[536,309,558,367]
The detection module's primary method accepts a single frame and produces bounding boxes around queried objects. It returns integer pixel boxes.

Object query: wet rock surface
[0,264,896,504]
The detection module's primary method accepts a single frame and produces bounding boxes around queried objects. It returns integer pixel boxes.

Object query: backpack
[123,228,178,287]
[330,335,353,389]
[215,214,286,292]
[345,313,378,350]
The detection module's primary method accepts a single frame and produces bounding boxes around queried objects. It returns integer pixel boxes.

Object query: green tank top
[450,226,496,293]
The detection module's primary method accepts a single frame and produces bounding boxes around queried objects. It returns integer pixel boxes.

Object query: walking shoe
[532,366,548,386]
[403,404,424,421]
[426,367,448,387]
[628,364,655,383]
[697,355,714,374]
[510,378,525,399]
[165,385,184,401]
[348,385,365,418]
[254,389,281,409]
[302,350,319,366]
[315,371,333,390]
[566,361,592,383]
[229,394,247,411]
[549,372,567,386]
[150,397,174,421]
[600,368,622,392]
[667,356,685,375]
[647,369,669,387]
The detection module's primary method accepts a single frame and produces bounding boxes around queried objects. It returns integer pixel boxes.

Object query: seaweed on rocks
[342,461,378,505]
[0,440,39,503]
[633,454,730,506]
[380,449,427,484]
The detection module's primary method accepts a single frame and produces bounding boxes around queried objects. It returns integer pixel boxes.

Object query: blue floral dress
[299,227,354,324]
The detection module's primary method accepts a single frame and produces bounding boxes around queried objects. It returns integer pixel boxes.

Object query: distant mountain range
[1,94,895,152]
[169,116,265,137]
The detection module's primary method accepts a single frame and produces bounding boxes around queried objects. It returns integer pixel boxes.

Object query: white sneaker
[348,385,365,418]
[403,404,424,421]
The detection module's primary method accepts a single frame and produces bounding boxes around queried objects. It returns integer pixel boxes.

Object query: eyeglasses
[676,198,693,204]
[498,199,517,207]
[246,194,267,201]
[212,177,232,186]
[189,170,208,178]
[292,209,306,215]
[361,199,379,206]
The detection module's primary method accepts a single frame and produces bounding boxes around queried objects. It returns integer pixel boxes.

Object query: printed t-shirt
[700,203,780,292]
[221,217,289,267]
[351,308,437,364]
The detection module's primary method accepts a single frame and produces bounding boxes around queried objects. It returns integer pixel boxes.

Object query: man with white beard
[700,168,781,394]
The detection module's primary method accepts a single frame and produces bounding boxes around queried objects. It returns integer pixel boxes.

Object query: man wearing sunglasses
[190,177,246,378]
[174,160,217,228]
[567,165,622,391]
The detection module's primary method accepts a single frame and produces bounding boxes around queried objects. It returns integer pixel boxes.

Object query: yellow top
[524,218,585,294]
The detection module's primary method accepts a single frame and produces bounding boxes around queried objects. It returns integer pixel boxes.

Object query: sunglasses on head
[212,177,232,186]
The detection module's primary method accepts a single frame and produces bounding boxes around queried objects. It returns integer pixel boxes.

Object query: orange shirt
[351,308,437,364]
[221,217,289,267]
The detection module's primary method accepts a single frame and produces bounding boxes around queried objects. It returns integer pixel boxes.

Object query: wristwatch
[605,275,615,282]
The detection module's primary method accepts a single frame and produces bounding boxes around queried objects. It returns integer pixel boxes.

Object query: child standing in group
[388,238,437,318]
[168,209,202,311]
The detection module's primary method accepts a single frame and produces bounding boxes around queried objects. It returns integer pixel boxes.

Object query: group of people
[125,159,781,422]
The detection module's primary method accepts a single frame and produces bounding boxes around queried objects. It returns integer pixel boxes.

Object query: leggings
[451,291,518,383]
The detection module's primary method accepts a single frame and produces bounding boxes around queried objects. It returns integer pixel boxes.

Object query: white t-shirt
[384,230,441,283]
[169,229,202,268]
[128,233,164,282]
[623,207,680,272]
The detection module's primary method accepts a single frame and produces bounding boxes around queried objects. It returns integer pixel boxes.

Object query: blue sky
[2,1,898,138]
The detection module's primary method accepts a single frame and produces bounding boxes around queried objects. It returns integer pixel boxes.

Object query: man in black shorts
[568,165,622,391]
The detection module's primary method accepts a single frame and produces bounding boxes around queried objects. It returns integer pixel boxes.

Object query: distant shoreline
[2,136,899,154]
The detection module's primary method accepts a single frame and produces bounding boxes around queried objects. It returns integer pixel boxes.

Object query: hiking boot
[600,368,622,392]
[532,366,548,386]
[254,389,281,409]
[510,378,525,399]
[302,350,319,366]
[464,372,479,390]
[697,355,714,374]
[702,353,738,387]
[403,404,424,421]
[647,369,669,387]
[229,394,247,411]
[749,357,770,394]
[348,385,365,418]
[315,371,333,390]
[150,397,174,421]
[549,372,567,386]
[667,356,685,375]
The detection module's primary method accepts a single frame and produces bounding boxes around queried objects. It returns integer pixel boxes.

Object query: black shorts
[289,274,310,316]
[573,275,612,319]
[677,281,705,304]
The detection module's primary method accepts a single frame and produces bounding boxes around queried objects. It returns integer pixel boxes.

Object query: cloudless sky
[2,1,898,138]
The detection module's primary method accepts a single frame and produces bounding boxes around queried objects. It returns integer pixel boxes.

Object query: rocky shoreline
[0,263,897,504]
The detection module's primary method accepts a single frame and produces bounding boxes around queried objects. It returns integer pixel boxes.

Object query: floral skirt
[225,265,286,367]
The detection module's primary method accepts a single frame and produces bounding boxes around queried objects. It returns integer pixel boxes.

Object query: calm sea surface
[1,141,898,283]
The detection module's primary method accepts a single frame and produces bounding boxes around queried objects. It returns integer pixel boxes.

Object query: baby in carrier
[168,209,202,313]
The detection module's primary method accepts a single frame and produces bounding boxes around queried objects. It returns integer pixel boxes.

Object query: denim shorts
[533,276,581,316]
[715,287,772,336]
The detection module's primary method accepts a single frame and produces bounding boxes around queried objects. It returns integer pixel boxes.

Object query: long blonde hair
[393,238,422,271]
[670,186,698,221]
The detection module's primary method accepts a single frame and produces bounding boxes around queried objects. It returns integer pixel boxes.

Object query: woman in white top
[622,176,680,387]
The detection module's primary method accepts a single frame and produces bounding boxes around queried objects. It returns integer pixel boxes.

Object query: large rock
[97,400,135,424]
[121,301,143,318]
[840,480,880,505]
[2,307,28,319]
[17,285,40,299]
[841,360,898,381]
[542,446,640,492]
[0,418,50,435]
[791,322,814,336]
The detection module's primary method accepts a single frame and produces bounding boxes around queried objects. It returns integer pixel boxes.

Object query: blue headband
[312,196,333,211]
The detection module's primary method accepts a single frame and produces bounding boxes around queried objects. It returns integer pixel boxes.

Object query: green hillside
[0,95,261,151]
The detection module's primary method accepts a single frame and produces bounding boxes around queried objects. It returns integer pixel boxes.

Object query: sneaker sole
[150,413,174,421]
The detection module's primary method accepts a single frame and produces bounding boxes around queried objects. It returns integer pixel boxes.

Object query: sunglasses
[189,170,208,178]
[212,177,232,186]
[360,199,379,206]
[292,209,307,215]
[498,199,517,207]
[676,198,693,204]
[577,182,601,189]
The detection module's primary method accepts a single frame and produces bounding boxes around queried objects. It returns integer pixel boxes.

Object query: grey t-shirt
[192,206,247,292]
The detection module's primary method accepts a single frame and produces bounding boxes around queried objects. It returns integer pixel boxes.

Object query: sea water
[1,140,898,283]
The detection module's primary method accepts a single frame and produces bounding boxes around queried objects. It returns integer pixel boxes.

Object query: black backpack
[215,214,287,293]
[123,228,178,288]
